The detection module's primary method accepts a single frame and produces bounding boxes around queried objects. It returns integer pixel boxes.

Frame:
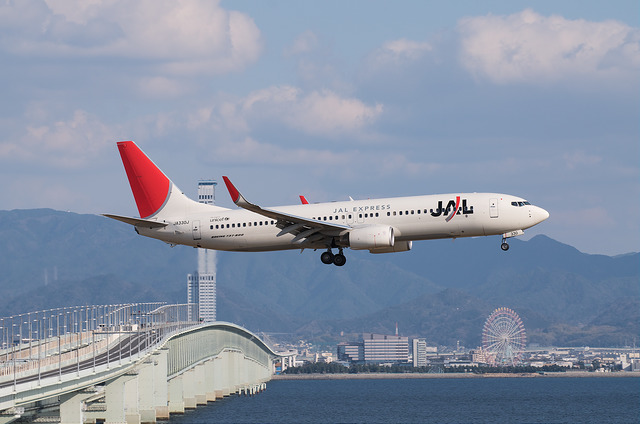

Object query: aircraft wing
[103,214,168,228]
[222,177,349,244]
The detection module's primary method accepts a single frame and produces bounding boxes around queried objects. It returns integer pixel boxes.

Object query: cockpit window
[511,201,532,207]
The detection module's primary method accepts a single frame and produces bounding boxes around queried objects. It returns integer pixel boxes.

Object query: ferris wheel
[482,307,527,366]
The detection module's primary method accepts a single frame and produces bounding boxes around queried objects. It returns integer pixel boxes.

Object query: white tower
[187,180,217,322]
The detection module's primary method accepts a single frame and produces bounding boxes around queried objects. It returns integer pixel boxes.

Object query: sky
[0,0,638,255]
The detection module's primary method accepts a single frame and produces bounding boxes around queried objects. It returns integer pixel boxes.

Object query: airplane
[105,141,549,266]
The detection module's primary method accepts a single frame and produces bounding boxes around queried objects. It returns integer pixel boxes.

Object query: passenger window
[364,213,368,218]
[417,210,420,214]
[243,223,246,227]
[393,211,397,216]
[342,215,345,220]
[399,211,403,215]
[387,212,391,216]
[226,224,230,228]
[411,210,414,215]
[329,216,333,220]
[375,213,379,217]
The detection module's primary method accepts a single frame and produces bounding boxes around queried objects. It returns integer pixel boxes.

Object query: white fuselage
[137,192,548,252]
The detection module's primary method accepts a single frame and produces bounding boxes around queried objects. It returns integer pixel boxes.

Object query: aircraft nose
[536,207,550,223]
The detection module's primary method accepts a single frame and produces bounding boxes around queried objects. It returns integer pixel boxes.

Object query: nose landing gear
[320,248,347,266]
[501,230,524,252]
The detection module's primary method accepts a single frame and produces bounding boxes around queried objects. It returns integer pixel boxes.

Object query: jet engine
[347,225,395,250]
[369,240,412,254]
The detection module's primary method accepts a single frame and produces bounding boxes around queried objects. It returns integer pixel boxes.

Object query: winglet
[222,176,240,203]
[299,195,309,205]
[222,176,252,208]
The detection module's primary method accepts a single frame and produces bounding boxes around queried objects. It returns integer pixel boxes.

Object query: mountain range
[0,209,637,348]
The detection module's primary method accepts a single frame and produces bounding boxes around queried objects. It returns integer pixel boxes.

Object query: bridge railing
[0,303,201,387]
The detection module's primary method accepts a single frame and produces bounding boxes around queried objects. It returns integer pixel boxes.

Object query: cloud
[284,30,319,57]
[458,9,640,85]
[0,0,262,76]
[373,38,432,65]
[277,89,383,136]
[0,108,116,168]
[200,136,437,185]
[137,77,194,98]
[192,86,384,139]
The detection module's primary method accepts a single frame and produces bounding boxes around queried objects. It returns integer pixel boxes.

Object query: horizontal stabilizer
[102,214,168,228]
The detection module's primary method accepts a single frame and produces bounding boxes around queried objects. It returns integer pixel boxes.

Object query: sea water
[165,377,640,423]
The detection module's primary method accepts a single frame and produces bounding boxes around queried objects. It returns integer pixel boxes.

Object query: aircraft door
[489,198,498,218]
[192,220,201,240]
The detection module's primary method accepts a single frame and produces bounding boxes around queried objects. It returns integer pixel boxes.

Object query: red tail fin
[117,141,171,219]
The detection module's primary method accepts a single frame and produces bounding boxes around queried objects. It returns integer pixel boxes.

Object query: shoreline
[272,371,639,380]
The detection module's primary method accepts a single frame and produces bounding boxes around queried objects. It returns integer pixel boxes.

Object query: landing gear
[320,249,347,266]
[501,230,523,252]
[320,250,334,264]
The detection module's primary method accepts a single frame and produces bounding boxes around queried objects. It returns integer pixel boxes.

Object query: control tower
[187,180,217,322]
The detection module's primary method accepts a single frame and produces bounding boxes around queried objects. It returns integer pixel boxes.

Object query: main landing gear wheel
[501,242,510,251]
[320,249,347,266]
[320,251,334,265]
[333,253,346,267]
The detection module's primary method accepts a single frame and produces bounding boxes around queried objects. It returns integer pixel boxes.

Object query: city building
[471,348,489,364]
[337,342,364,363]
[337,333,410,364]
[412,338,428,367]
[363,333,409,363]
[187,180,217,322]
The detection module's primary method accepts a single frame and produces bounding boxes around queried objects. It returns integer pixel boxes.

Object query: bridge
[0,303,295,423]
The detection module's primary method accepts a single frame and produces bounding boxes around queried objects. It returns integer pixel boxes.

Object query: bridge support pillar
[137,360,156,424]
[59,390,95,424]
[167,375,184,414]
[153,348,169,420]
[104,373,138,424]
[194,362,207,405]
[124,375,141,424]
[204,359,216,402]
[212,355,225,399]
[182,368,197,409]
